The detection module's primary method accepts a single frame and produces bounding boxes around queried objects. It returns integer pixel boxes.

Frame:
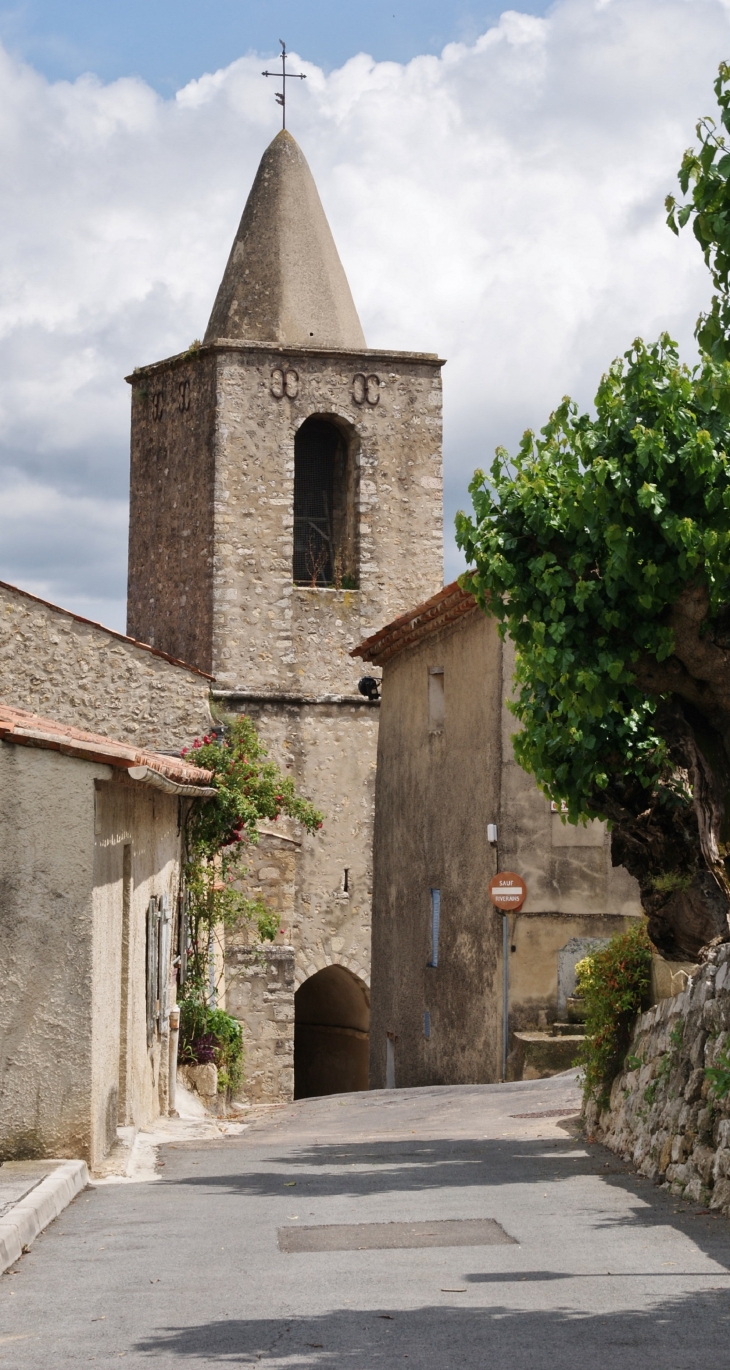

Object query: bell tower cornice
[126,342,444,384]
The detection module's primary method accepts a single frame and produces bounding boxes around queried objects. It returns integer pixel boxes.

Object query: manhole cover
[278,1218,516,1253]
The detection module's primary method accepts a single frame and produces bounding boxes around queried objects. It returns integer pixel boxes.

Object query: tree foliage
[457,336,730,823]
[456,66,730,961]
[667,61,730,361]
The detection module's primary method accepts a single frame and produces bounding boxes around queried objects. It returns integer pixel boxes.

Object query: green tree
[666,61,730,361]
[182,715,323,999]
[456,68,730,962]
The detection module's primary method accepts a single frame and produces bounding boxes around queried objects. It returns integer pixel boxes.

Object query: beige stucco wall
[370,611,504,1089]
[369,610,643,1090]
[0,580,212,753]
[506,912,635,1033]
[92,777,183,1163]
[0,743,184,1167]
[0,743,99,1160]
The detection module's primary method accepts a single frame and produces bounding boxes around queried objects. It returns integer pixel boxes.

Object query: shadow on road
[134,1290,730,1367]
[161,1132,730,1268]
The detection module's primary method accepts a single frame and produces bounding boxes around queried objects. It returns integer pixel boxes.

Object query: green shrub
[705,1038,730,1100]
[578,921,652,1107]
[179,999,244,1095]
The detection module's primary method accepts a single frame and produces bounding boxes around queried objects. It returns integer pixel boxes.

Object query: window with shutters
[146,895,172,1045]
[293,416,359,587]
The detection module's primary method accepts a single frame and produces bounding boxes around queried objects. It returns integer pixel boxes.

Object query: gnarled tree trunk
[593,584,730,960]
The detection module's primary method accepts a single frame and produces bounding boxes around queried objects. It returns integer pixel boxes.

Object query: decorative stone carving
[271,367,299,399]
[352,372,380,406]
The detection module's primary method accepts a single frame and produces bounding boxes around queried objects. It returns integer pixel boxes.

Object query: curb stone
[0,1160,88,1273]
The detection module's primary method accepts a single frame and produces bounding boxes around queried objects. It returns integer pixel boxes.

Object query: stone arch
[294,952,370,990]
[294,963,370,1100]
[292,413,360,588]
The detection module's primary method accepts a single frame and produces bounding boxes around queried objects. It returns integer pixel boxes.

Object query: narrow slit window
[424,1010,431,1039]
[386,1035,396,1089]
[428,667,444,732]
[428,888,440,967]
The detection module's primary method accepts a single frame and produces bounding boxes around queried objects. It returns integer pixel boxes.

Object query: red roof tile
[0,703,214,788]
[351,580,478,667]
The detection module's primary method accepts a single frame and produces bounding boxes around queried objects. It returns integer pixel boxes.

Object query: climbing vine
[181,714,323,1007]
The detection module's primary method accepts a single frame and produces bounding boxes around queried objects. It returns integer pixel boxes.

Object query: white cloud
[0,0,728,630]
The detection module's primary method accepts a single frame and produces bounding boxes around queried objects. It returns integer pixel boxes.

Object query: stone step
[552,1021,586,1037]
[512,1030,585,1082]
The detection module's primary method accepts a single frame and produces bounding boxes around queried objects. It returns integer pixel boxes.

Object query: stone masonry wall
[126,341,444,691]
[225,945,296,1103]
[590,942,730,1213]
[236,701,377,989]
[127,351,218,671]
[0,580,212,753]
[221,711,374,1100]
[127,339,444,1098]
[211,343,444,693]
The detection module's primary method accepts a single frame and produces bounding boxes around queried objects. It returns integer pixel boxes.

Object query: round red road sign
[488,871,527,910]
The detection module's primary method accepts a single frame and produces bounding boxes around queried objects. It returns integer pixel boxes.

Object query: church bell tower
[126,129,444,1101]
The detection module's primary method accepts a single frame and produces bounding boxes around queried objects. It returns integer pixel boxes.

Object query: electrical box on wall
[487,824,498,845]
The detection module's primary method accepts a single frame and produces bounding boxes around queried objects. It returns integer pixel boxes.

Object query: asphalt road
[2,1072,730,1367]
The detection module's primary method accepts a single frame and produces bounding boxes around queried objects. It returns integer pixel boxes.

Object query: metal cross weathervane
[262,41,306,131]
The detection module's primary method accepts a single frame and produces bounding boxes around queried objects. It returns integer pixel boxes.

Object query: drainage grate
[278,1218,516,1253]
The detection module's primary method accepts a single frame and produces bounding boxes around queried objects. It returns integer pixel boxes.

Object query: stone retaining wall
[588,943,730,1212]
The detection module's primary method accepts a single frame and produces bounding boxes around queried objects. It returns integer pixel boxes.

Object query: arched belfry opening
[294,965,370,1099]
[293,417,359,588]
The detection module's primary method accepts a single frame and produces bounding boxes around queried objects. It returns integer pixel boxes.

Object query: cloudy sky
[0,0,728,633]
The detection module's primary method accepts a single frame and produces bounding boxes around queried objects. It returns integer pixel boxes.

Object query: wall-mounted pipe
[168,1004,180,1115]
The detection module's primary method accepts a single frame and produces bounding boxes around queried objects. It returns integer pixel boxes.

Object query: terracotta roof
[352,580,478,667]
[0,704,215,790]
[0,580,214,681]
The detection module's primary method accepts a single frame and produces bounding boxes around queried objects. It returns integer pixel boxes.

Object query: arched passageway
[294,966,370,1099]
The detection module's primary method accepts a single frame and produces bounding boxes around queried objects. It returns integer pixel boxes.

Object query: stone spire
[204,130,366,350]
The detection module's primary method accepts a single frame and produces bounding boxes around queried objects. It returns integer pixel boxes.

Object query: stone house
[124,129,445,1101]
[0,579,213,753]
[0,704,215,1170]
[353,581,642,1088]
